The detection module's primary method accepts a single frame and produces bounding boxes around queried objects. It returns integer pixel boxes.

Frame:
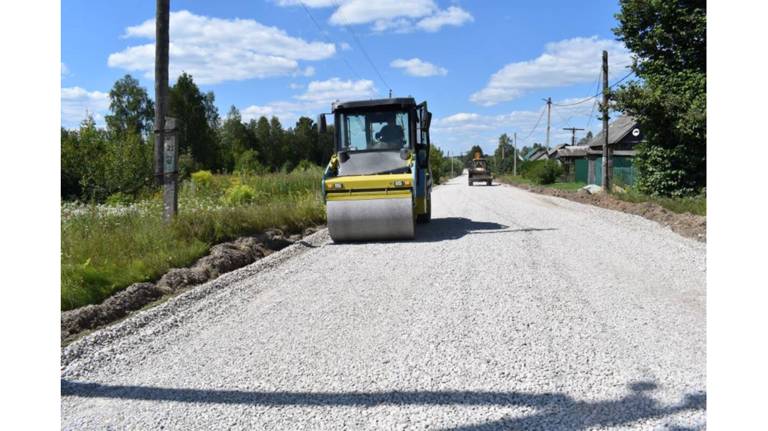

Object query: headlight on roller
[333,183,343,189]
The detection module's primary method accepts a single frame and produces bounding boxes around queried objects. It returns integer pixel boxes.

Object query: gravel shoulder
[62,174,706,430]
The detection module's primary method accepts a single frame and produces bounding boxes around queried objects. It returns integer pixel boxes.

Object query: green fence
[575,159,587,183]
[575,156,635,186]
[612,156,636,187]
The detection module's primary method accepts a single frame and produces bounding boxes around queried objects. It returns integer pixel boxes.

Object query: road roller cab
[319,97,433,242]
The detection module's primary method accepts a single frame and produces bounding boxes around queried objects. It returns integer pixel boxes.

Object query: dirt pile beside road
[61,227,322,344]
[510,183,706,242]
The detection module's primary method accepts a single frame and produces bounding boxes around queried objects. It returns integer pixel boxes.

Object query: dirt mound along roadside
[61,228,320,344]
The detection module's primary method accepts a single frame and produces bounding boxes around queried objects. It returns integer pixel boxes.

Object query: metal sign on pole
[163,117,178,221]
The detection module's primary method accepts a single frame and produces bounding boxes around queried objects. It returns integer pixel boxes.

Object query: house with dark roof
[554,115,643,185]
[525,147,549,161]
[551,145,589,182]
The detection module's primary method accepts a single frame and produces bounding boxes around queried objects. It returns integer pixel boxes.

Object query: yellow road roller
[318,97,432,242]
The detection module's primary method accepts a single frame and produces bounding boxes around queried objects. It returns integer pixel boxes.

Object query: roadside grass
[497,175,585,191]
[496,175,532,186]
[61,168,325,311]
[497,174,705,216]
[613,188,706,216]
[548,181,587,191]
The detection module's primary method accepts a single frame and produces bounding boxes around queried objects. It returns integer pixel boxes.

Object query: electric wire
[552,69,635,107]
[297,1,362,81]
[519,104,548,143]
[330,0,392,94]
[585,67,603,130]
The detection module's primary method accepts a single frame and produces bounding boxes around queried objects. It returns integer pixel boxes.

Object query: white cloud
[296,77,377,103]
[416,6,473,32]
[61,62,69,78]
[390,58,447,77]
[275,0,338,6]
[276,0,472,33]
[108,10,336,85]
[470,36,632,106]
[241,77,378,125]
[330,0,435,26]
[339,42,352,51]
[61,86,110,128]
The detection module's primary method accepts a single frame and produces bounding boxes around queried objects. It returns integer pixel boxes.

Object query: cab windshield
[472,160,487,169]
[338,110,411,152]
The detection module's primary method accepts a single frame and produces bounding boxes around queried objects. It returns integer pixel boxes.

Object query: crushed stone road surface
[61,174,706,430]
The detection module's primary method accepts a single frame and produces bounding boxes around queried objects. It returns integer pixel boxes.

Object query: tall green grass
[61,168,326,311]
[497,175,585,191]
[497,174,705,216]
[613,188,706,216]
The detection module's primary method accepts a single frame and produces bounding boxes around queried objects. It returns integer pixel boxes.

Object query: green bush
[105,192,133,206]
[222,184,257,206]
[234,149,265,175]
[522,160,563,185]
[191,170,213,187]
[178,151,200,180]
[280,160,295,173]
[633,143,703,197]
[294,159,316,171]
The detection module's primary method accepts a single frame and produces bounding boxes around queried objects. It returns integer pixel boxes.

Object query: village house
[553,115,643,186]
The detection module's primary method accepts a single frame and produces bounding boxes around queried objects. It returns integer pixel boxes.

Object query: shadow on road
[61,380,704,430]
[415,217,556,242]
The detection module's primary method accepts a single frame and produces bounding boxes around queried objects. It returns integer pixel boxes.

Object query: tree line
[62,73,335,202]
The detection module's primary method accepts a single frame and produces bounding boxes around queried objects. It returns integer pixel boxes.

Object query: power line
[609,70,635,88]
[520,104,547,143]
[585,67,603,131]
[586,98,599,131]
[551,68,600,131]
[552,69,634,107]
[330,0,392,94]
[297,1,362,80]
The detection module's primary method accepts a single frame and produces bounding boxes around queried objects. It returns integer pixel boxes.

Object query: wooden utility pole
[154,0,169,186]
[513,132,517,176]
[601,50,612,192]
[543,97,552,150]
[563,127,585,146]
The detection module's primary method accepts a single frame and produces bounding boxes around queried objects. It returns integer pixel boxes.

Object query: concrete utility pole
[155,0,177,220]
[513,132,517,177]
[154,0,169,186]
[543,97,552,150]
[601,50,612,192]
[563,127,585,146]
[449,151,453,177]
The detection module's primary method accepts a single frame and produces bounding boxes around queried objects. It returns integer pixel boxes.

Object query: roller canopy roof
[333,98,417,112]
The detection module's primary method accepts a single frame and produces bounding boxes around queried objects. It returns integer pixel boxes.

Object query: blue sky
[62,0,632,155]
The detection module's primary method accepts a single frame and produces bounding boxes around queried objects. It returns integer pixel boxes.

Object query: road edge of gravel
[497,181,706,242]
[61,229,330,369]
